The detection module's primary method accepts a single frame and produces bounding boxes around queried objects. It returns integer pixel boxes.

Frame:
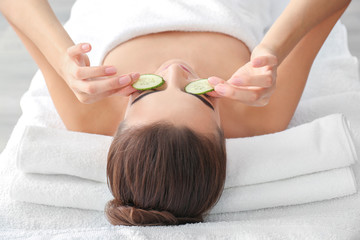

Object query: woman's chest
[103,31,250,79]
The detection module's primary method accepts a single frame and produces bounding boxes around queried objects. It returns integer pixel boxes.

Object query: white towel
[16,114,358,188]
[226,113,357,187]
[10,166,357,214]
[290,92,360,157]
[11,114,359,213]
[16,127,113,185]
[212,167,357,214]
[2,0,360,238]
[10,172,112,212]
[67,0,272,65]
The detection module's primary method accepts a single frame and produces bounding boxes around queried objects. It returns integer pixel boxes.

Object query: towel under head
[11,114,358,213]
[16,114,358,188]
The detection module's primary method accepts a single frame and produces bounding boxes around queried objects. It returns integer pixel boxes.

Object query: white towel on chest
[66,0,271,65]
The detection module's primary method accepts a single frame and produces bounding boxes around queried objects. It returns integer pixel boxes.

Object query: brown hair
[105,121,226,226]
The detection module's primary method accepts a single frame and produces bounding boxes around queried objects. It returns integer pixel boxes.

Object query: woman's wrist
[251,44,278,65]
[52,39,76,76]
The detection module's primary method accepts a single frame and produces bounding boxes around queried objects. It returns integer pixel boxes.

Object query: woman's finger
[228,71,274,88]
[67,43,92,59]
[208,76,225,87]
[75,89,117,104]
[111,85,139,97]
[76,79,141,104]
[205,91,223,98]
[213,83,268,104]
[204,76,226,97]
[74,73,140,95]
[251,55,278,68]
[73,66,117,79]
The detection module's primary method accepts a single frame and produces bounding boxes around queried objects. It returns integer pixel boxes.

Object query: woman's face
[123,59,221,134]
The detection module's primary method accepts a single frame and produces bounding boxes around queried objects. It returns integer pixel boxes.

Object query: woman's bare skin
[0,0,351,137]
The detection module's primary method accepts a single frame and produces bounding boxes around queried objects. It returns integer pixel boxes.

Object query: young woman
[0,0,351,226]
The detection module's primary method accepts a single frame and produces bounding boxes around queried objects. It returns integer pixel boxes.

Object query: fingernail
[231,77,243,85]
[252,58,262,66]
[215,84,226,95]
[119,75,131,85]
[81,44,90,51]
[131,73,140,79]
[208,77,221,85]
[105,66,116,74]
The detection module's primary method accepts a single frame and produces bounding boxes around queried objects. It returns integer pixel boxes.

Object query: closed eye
[131,91,157,105]
[131,90,214,111]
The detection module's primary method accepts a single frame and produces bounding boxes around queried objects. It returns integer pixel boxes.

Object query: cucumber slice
[132,74,165,90]
[185,79,214,95]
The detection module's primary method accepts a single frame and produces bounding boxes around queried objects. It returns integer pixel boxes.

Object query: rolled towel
[17,126,113,185]
[17,114,358,188]
[212,167,357,214]
[290,92,360,158]
[226,113,358,187]
[10,166,357,213]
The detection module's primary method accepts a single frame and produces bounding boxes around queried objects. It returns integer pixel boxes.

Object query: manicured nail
[208,77,221,85]
[131,73,140,79]
[119,75,131,85]
[105,66,116,74]
[252,58,262,67]
[231,77,243,85]
[81,44,90,51]
[215,84,226,95]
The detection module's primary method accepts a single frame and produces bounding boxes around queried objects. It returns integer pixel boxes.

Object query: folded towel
[226,113,357,187]
[291,92,360,142]
[10,166,357,214]
[12,113,359,213]
[17,114,358,188]
[212,167,357,214]
[16,127,113,185]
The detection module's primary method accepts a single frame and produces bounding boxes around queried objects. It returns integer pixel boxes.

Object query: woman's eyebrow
[131,91,215,111]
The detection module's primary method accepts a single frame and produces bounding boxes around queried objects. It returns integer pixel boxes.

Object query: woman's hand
[60,43,140,104]
[207,45,278,106]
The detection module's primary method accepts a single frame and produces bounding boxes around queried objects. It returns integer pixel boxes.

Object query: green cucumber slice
[185,79,214,95]
[132,74,165,90]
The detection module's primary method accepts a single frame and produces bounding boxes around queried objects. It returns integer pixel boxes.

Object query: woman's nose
[165,64,189,87]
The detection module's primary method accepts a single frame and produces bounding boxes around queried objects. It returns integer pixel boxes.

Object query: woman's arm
[0,0,73,73]
[0,0,139,134]
[258,0,352,64]
[210,1,351,137]
[208,0,351,106]
[0,0,138,101]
